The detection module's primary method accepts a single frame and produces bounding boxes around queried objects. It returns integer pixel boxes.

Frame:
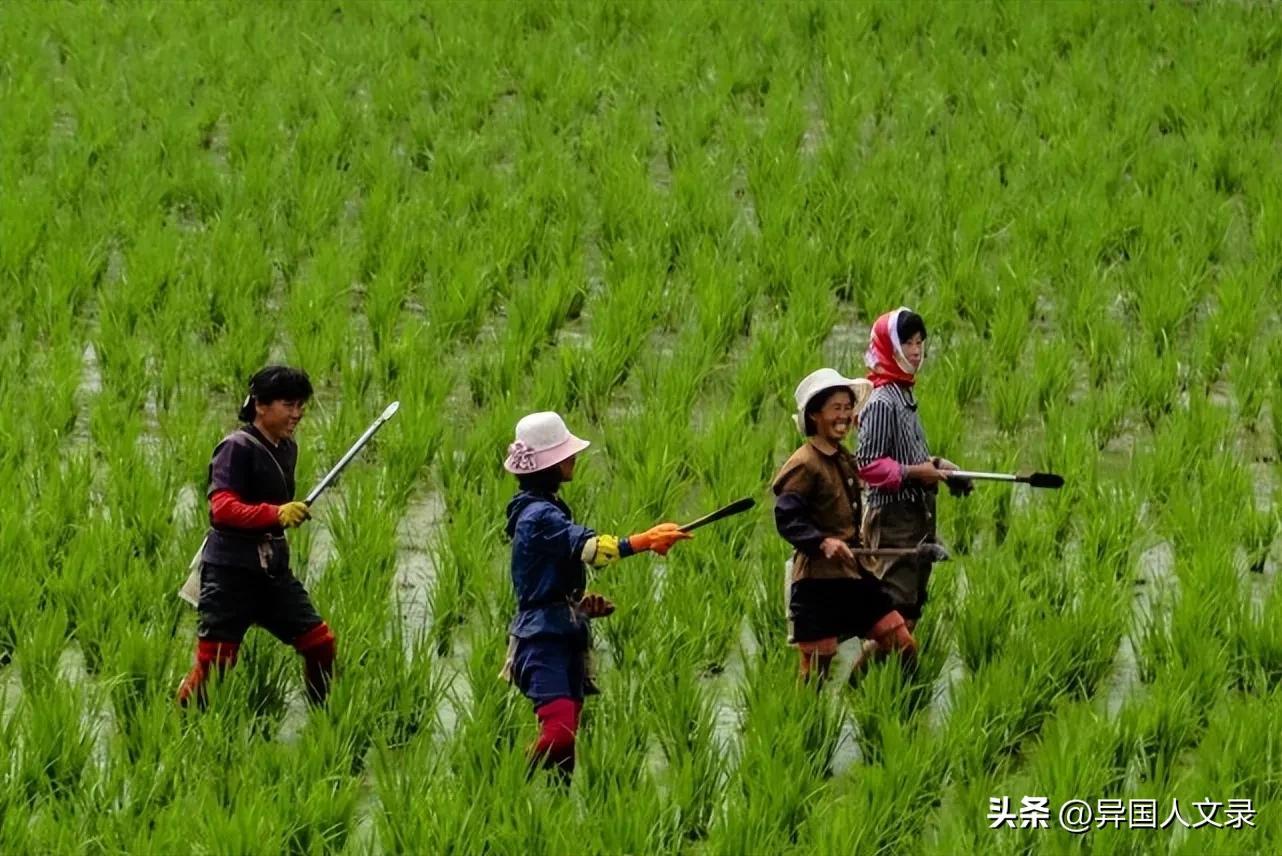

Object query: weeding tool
[944,469,1064,489]
[679,497,756,532]
[850,543,951,562]
[178,401,401,606]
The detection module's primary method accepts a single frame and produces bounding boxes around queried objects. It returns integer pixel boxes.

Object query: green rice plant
[572,751,678,853]
[712,659,842,853]
[847,615,952,761]
[422,492,502,658]
[919,387,965,465]
[1271,384,1282,460]
[1169,697,1282,854]
[1242,501,1277,575]
[16,607,72,695]
[945,482,984,557]
[954,553,1024,676]
[603,408,697,523]
[1226,342,1269,433]
[13,681,97,803]
[799,721,948,855]
[1227,575,1282,694]
[987,286,1037,372]
[1126,341,1184,431]
[978,460,1019,547]
[645,670,724,841]
[1082,313,1127,395]
[1080,386,1131,460]
[442,638,526,789]
[1179,688,1282,805]
[945,636,1077,782]
[370,741,476,852]
[660,555,753,673]
[0,566,39,667]
[29,340,84,444]
[1032,337,1077,419]
[1020,701,1130,805]
[1134,397,1228,511]
[144,740,364,855]
[1160,454,1251,556]
[3,0,1282,848]
[314,473,401,602]
[105,628,181,764]
[688,411,777,512]
[1077,488,1143,586]
[346,630,446,754]
[1117,659,1226,791]
[189,632,296,739]
[917,771,1023,856]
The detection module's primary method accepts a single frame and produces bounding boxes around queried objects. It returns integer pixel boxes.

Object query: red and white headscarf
[864,306,922,388]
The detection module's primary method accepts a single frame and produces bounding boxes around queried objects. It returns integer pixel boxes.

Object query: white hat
[503,411,591,474]
[793,368,873,433]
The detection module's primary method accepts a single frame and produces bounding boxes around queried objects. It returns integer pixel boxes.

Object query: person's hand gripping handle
[629,522,693,556]
[277,501,311,528]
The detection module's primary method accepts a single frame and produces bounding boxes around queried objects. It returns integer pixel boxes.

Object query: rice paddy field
[3,0,1282,852]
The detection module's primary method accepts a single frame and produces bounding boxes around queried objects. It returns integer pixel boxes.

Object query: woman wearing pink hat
[772,369,919,682]
[501,411,691,781]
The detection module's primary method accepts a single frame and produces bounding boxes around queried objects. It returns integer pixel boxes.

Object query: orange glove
[629,522,692,556]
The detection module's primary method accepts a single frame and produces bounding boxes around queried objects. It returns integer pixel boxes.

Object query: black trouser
[788,576,895,644]
[197,561,323,645]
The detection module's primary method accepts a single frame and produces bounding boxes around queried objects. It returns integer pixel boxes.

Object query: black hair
[803,386,855,436]
[517,466,565,495]
[897,310,927,343]
[238,365,314,422]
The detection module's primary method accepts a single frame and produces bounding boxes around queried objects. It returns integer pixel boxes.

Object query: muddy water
[57,644,115,771]
[648,109,672,193]
[729,163,760,237]
[822,317,871,369]
[275,693,312,745]
[432,636,475,744]
[1103,539,1175,718]
[0,664,21,725]
[174,483,200,525]
[393,490,446,658]
[703,617,758,759]
[801,86,826,159]
[71,341,102,449]
[926,565,970,732]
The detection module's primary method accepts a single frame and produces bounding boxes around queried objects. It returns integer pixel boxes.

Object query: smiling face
[900,332,926,371]
[809,388,855,444]
[255,398,306,443]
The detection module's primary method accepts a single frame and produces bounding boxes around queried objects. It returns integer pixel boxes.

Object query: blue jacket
[506,490,595,640]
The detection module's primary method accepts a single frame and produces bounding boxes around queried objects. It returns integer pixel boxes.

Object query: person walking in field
[772,369,920,683]
[500,411,692,781]
[855,308,970,647]
[176,366,337,709]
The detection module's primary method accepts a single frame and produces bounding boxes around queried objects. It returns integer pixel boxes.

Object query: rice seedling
[4,0,1282,850]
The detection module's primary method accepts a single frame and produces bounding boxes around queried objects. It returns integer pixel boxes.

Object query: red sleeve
[210,489,279,529]
[858,458,905,491]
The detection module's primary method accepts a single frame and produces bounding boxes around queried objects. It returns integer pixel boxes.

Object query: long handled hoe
[945,469,1064,489]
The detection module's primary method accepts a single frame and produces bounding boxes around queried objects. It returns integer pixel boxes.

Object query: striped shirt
[855,383,932,510]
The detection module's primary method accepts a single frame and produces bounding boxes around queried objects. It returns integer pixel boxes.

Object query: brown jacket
[772,441,863,582]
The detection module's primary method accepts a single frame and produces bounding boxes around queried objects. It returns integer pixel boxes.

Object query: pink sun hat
[503,411,591,474]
